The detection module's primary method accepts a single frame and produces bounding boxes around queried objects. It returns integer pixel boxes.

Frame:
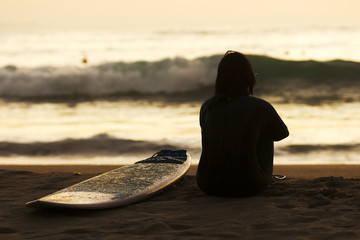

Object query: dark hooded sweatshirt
[196,95,289,197]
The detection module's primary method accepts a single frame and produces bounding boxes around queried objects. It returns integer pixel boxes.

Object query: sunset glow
[1,0,359,29]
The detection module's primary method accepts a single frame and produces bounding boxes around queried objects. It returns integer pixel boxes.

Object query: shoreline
[1,164,360,178]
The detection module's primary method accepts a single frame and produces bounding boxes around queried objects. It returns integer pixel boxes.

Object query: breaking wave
[1,54,360,103]
[0,57,218,99]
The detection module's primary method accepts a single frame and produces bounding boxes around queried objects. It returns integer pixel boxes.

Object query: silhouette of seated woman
[196,51,289,197]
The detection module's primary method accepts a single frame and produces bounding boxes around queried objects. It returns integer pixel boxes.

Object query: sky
[1,0,360,29]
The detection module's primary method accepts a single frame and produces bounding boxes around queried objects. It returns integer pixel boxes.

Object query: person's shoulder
[240,96,277,113]
[202,96,217,105]
[236,96,271,106]
[251,97,281,117]
[201,96,217,109]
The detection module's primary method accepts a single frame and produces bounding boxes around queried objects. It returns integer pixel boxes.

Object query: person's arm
[264,103,289,141]
[199,97,218,128]
[199,102,207,128]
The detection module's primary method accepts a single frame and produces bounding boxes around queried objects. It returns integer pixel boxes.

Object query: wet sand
[1,165,360,239]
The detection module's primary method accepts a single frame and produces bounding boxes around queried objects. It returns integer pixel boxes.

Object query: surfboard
[26,150,191,209]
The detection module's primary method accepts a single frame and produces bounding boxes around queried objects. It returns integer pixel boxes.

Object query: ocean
[1,24,359,165]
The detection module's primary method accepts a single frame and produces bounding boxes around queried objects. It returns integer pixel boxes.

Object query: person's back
[196,51,289,197]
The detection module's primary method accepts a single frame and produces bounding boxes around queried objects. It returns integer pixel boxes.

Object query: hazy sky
[1,0,360,29]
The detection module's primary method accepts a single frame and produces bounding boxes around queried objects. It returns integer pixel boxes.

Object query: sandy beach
[2,0,360,239]
[1,165,360,240]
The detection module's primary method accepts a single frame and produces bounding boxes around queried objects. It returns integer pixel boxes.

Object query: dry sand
[1,165,360,239]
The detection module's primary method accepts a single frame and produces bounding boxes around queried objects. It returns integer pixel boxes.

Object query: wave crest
[0,57,218,99]
[1,54,360,103]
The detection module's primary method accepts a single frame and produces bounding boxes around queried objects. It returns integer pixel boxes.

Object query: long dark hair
[215,50,256,97]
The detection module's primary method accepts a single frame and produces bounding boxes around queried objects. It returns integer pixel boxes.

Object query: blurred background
[0,0,359,165]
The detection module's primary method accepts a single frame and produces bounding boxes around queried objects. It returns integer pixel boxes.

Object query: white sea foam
[0,58,217,98]
[1,53,360,102]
